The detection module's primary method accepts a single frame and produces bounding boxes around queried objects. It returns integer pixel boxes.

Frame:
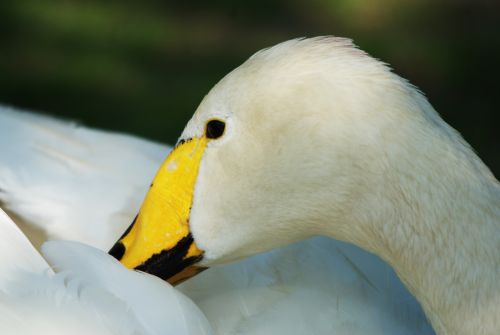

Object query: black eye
[206,119,226,139]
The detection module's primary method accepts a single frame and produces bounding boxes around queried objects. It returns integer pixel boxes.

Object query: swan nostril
[109,242,125,260]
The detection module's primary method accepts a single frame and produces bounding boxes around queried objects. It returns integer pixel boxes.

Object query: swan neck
[382,191,500,335]
[324,127,500,334]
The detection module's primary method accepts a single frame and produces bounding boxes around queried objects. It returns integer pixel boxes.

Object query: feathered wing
[0,208,121,335]
[0,209,90,335]
[42,241,213,335]
[0,212,211,335]
[0,105,170,249]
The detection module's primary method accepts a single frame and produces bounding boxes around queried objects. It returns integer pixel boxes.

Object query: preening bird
[110,37,500,335]
[0,104,434,334]
[1,37,498,335]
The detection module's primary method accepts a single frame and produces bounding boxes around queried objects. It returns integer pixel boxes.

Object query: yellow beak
[109,137,208,284]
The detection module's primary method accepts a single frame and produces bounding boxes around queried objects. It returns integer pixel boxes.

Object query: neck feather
[324,115,500,334]
[379,170,499,335]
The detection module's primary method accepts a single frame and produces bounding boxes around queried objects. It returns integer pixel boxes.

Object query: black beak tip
[109,242,125,261]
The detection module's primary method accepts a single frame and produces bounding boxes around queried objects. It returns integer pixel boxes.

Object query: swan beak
[109,137,208,285]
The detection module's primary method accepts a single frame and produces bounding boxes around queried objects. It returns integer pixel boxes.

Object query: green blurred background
[0,1,498,176]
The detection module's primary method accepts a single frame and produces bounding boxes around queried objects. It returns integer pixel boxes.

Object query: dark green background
[0,1,498,176]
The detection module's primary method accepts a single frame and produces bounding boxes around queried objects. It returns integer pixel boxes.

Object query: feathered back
[0,105,170,249]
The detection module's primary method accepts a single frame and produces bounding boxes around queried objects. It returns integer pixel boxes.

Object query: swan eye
[206,119,226,139]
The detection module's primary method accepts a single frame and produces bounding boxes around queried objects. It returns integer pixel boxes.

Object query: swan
[1,36,497,334]
[106,37,499,334]
[0,207,212,335]
[0,104,433,334]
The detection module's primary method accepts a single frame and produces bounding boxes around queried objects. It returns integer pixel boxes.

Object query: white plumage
[0,105,433,334]
[0,207,212,335]
[1,36,497,334]
[0,105,167,249]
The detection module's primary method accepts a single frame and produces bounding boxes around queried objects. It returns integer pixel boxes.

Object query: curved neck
[375,180,499,335]
[323,122,500,334]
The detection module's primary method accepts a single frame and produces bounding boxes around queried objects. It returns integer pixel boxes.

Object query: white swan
[1,36,498,334]
[0,105,433,334]
[108,37,499,334]
[0,207,212,335]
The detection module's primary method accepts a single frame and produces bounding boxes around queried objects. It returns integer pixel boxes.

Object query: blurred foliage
[0,0,498,175]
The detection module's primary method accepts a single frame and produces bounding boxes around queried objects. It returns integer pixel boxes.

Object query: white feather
[0,208,51,285]
[0,207,212,335]
[0,105,169,249]
[181,237,433,335]
[43,241,212,335]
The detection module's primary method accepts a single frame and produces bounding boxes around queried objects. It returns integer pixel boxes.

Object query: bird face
[108,92,324,284]
[109,37,418,284]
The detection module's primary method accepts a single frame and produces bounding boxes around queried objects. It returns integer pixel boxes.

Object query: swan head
[110,37,441,283]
